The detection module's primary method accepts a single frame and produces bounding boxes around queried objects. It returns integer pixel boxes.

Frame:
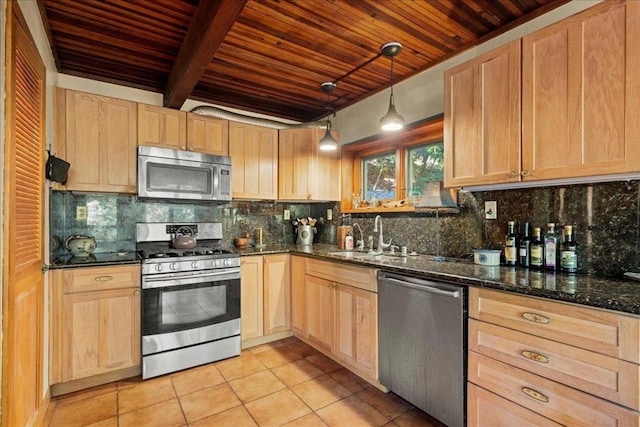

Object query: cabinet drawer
[305,258,377,292]
[469,287,640,363]
[468,383,562,427]
[469,352,640,427]
[470,319,640,410]
[59,265,141,293]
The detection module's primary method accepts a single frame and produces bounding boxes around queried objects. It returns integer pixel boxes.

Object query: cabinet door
[305,275,335,353]
[279,128,314,200]
[522,1,640,180]
[61,288,140,382]
[290,256,307,337]
[138,104,187,150]
[314,129,341,201]
[335,283,378,380]
[444,40,521,187]
[59,89,137,193]
[240,256,264,340]
[229,122,278,199]
[186,113,229,156]
[263,255,290,335]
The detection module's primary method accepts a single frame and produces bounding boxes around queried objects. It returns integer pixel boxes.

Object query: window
[341,116,444,212]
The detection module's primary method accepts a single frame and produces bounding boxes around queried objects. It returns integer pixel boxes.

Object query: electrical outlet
[283,209,290,221]
[76,206,88,220]
[327,209,333,221]
[485,201,497,220]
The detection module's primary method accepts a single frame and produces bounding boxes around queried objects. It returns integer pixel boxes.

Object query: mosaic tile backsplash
[50,180,639,278]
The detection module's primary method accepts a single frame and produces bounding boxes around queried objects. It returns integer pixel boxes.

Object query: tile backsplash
[50,179,639,278]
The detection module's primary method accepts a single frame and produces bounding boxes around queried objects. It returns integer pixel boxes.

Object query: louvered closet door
[2,2,46,426]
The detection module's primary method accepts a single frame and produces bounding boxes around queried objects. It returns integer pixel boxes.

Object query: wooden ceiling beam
[163,0,247,109]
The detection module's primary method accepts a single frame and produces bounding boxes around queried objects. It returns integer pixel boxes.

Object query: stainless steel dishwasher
[378,272,466,427]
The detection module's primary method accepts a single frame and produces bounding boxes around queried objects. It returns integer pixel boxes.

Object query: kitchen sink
[326,251,402,262]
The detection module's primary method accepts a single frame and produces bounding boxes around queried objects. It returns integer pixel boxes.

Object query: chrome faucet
[373,215,392,252]
[353,222,364,251]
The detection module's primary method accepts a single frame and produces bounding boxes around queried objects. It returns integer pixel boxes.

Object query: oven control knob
[223,259,230,266]
[169,263,178,271]
[191,261,198,269]
[212,260,219,267]
[155,264,164,272]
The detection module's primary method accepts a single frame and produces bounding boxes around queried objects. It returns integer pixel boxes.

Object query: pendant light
[319,81,338,151]
[379,42,405,131]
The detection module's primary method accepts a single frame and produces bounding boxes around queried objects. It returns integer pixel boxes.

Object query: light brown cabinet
[240,255,290,342]
[278,128,340,201]
[445,1,640,188]
[522,0,640,181]
[290,256,307,338]
[299,257,378,383]
[186,113,229,156]
[444,40,521,187]
[468,287,640,426]
[55,88,137,193]
[49,265,141,395]
[137,104,186,150]
[229,121,278,199]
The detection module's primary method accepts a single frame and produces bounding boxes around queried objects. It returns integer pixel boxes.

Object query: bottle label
[505,238,517,262]
[561,250,577,269]
[545,240,556,267]
[531,246,543,266]
[519,247,527,257]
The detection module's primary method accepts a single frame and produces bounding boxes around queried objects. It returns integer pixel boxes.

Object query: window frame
[340,115,444,213]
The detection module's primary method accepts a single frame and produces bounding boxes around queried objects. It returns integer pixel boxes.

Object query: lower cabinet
[292,256,379,383]
[240,255,290,342]
[468,287,640,426]
[49,265,141,395]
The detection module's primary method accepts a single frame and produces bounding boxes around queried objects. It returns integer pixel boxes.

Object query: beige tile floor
[45,336,446,426]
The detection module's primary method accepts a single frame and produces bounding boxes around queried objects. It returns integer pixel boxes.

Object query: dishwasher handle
[380,274,461,298]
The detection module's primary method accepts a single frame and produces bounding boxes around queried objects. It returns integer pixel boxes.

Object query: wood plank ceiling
[38,0,568,122]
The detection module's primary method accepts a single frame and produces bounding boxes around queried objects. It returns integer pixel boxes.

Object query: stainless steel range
[136,222,241,379]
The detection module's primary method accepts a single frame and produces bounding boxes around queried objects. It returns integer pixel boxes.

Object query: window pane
[407,142,444,198]
[363,152,396,201]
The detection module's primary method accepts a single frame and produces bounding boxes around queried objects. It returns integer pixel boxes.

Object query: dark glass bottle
[560,225,578,273]
[518,222,532,267]
[504,220,519,266]
[530,227,544,269]
[544,223,560,271]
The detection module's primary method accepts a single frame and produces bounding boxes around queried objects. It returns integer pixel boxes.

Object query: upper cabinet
[55,88,137,193]
[445,1,640,188]
[186,113,229,156]
[444,41,521,188]
[137,104,186,150]
[138,105,229,156]
[229,121,278,199]
[522,0,640,181]
[278,128,340,201]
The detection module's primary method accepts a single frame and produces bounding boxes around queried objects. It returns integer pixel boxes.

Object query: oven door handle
[142,268,240,289]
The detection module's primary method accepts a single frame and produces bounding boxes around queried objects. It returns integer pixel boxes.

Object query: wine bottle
[504,221,519,266]
[530,227,544,269]
[518,222,532,267]
[560,225,578,273]
[544,223,560,271]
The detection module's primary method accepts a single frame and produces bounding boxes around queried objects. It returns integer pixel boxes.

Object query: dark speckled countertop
[238,244,640,316]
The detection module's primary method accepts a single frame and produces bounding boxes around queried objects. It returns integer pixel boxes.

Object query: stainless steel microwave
[137,146,232,202]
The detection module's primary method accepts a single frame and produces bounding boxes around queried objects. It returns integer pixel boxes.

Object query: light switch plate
[485,201,497,220]
[283,209,290,221]
[327,209,332,221]
[76,206,88,220]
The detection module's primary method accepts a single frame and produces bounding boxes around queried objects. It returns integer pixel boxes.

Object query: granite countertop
[50,251,140,268]
[239,244,640,316]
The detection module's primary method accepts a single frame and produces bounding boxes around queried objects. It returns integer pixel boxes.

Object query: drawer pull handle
[522,387,549,403]
[522,350,549,364]
[94,276,113,282]
[522,312,550,324]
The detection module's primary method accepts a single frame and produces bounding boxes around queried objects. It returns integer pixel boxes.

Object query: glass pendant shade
[379,92,405,131]
[319,120,338,151]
